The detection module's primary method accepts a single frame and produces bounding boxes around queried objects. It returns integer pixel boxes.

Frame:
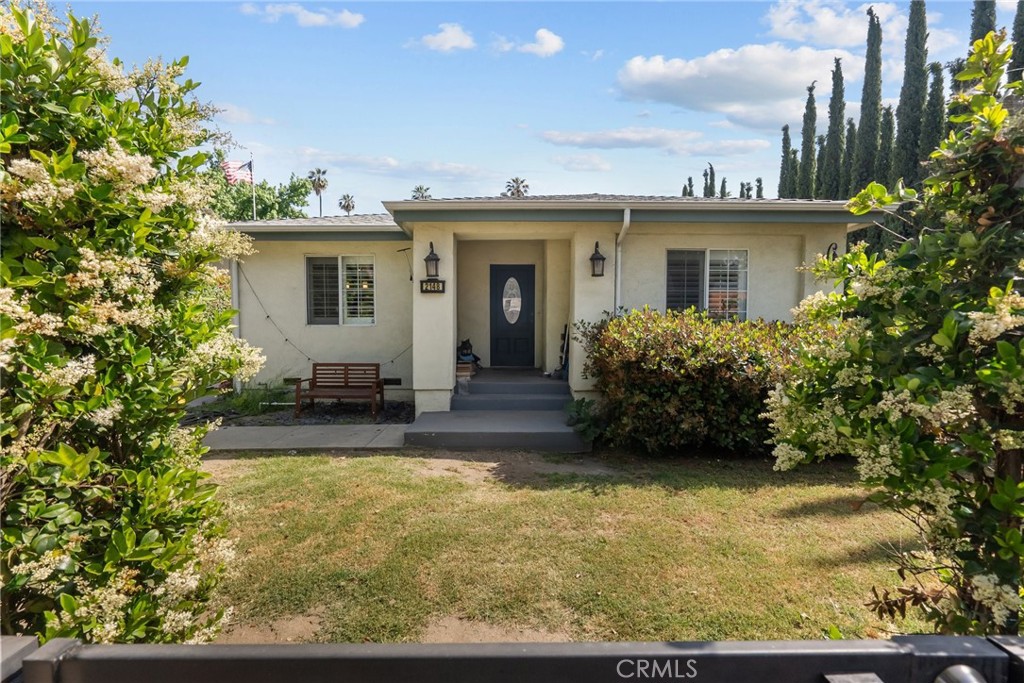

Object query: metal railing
[2,634,1022,683]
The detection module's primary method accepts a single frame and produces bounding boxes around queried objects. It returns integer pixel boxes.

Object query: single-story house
[228,195,871,426]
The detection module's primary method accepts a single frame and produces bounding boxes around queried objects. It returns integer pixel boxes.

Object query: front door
[490,265,535,367]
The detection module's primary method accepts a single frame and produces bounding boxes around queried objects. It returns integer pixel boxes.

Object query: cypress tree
[778,124,793,198]
[702,169,710,197]
[970,0,996,43]
[840,117,857,197]
[852,7,883,192]
[787,149,799,197]
[687,176,695,196]
[893,0,928,188]
[919,62,946,163]
[875,105,895,185]
[814,134,826,198]
[797,82,817,198]
[1010,0,1024,82]
[719,177,728,198]
[755,177,763,199]
[821,58,846,200]
[708,164,716,198]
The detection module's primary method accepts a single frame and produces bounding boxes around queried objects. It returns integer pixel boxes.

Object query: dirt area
[217,609,325,644]
[419,616,571,643]
[406,449,619,486]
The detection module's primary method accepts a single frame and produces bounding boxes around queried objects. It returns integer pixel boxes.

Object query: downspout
[614,208,632,314]
[230,259,242,393]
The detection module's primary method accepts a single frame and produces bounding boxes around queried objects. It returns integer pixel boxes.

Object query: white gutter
[230,259,242,393]
[614,208,632,313]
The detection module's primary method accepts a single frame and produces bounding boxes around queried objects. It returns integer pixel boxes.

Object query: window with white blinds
[666,249,748,321]
[342,256,375,325]
[305,256,375,325]
[306,257,339,325]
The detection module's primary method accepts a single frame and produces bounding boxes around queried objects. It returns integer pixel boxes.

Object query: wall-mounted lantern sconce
[826,242,838,261]
[424,242,440,279]
[590,242,606,277]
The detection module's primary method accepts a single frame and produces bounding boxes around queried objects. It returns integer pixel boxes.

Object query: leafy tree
[1,5,263,642]
[893,0,928,188]
[707,163,716,198]
[718,177,728,198]
[821,58,846,200]
[841,118,857,198]
[797,82,817,198]
[851,7,883,193]
[755,177,764,199]
[505,176,529,197]
[702,168,710,197]
[787,149,799,197]
[307,167,328,217]
[683,176,694,197]
[919,62,947,165]
[875,105,895,185]
[778,124,793,198]
[202,152,311,222]
[411,185,431,200]
[338,193,354,216]
[1011,0,1024,81]
[767,33,1024,635]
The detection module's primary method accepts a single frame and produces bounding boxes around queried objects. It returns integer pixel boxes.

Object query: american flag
[221,160,253,185]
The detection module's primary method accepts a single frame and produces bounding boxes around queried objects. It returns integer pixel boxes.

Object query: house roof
[226,214,406,242]
[383,194,876,230]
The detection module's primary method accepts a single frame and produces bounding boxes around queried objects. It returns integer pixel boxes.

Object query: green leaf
[27,236,59,251]
[132,347,152,366]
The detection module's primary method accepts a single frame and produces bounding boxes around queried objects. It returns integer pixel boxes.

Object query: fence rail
[2,635,1022,683]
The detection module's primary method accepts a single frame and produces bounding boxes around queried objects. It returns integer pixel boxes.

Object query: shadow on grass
[810,536,921,568]
[775,493,881,519]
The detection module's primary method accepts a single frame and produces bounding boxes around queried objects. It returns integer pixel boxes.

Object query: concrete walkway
[203,424,407,451]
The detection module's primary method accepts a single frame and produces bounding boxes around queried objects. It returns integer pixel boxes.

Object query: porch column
[568,228,616,401]
[412,226,456,416]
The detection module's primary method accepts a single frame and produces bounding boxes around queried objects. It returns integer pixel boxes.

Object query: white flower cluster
[790,291,832,324]
[11,549,70,583]
[971,573,1022,627]
[765,385,851,471]
[184,607,233,645]
[0,288,64,368]
[69,568,141,643]
[868,386,976,431]
[995,430,1024,450]
[852,440,902,482]
[125,58,187,96]
[771,443,807,471]
[79,141,158,195]
[167,421,219,468]
[85,48,130,92]
[134,189,176,214]
[915,483,958,529]
[915,343,946,364]
[967,291,1024,346]
[8,158,78,208]
[184,330,264,382]
[181,216,256,261]
[88,400,123,429]
[169,178,215,212]
[40,355,95,388]
[66,248,159,333]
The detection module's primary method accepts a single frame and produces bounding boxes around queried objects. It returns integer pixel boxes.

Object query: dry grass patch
[208,450,926,643]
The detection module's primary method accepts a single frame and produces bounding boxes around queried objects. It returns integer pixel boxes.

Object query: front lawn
[207,451,926,643]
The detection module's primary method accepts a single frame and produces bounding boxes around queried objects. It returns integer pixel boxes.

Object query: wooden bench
[294,363,385,418]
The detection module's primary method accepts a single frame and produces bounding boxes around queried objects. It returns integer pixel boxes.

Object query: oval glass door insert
[502,277,522,324]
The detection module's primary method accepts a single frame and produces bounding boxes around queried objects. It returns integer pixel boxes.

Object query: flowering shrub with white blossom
[766,33,1024,635]
[0,4,263,642]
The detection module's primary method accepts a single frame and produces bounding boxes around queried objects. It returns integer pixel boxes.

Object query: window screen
[342,256,375,325]
[666,250,705,312]
[707,250,748,321]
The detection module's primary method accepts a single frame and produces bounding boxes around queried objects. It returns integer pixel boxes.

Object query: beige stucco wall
[544,240,571,372]
[236,239,414,399]
[412,227,457,414]
[620,222,846,322]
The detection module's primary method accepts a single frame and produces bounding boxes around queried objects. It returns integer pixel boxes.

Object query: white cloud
[297,147,486,180]
[519,28,564,57]
[551,154,612,172]
[417,23,476,52]
[240,3,364,28]
[540,126,769,157]
[583,49,604,62]
[493,28,565,57]
[616,43,861,130]
[216,103,276,126]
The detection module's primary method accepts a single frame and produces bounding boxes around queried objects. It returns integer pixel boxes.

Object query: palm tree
[412,185,431,200]
[307,168,328,217]
[505,177,529,198]
[339,194,355,216]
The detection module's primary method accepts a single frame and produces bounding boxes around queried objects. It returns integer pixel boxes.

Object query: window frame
[666,248,749,321]
[304,255,376,326]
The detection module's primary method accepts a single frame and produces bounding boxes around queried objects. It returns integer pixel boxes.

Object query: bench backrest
[311,363,380,389]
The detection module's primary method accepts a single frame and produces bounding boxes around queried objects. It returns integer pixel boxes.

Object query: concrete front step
[451,393,571,411]
[404,410,591,452]
[468,380,570,396]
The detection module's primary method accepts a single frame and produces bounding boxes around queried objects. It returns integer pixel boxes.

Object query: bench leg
[294,386,302,418]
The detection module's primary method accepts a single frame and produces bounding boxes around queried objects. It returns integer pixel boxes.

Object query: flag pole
[250,153,256,221]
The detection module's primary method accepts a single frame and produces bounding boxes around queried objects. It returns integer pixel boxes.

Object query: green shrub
[577,308,840,454]
[1,5,263,642]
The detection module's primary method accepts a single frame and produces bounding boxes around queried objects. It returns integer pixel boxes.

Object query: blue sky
[70,1,1016,215]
